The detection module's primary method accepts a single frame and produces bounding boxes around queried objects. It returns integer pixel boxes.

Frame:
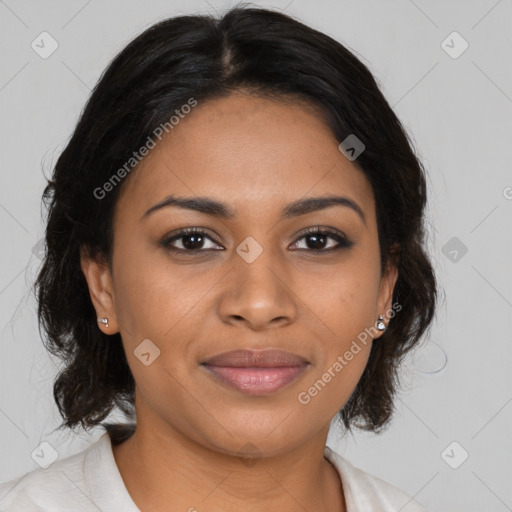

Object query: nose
[218,248,297,331]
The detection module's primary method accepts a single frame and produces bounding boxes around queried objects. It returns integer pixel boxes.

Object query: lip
[202,349,309,367]
[201,349,310,396]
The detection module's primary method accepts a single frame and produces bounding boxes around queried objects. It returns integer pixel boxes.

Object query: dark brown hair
[35,5,437,445]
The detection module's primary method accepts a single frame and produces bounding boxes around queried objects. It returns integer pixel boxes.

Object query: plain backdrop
[0,1,511,510]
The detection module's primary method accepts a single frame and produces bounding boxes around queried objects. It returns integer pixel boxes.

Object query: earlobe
[80,246,118,333]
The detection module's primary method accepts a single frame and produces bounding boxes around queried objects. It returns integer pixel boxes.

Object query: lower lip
[202,364,308,395]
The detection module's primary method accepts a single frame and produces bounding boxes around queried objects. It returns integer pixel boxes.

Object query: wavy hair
[35,5,437,445]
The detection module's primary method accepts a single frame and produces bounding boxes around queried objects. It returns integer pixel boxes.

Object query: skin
[81,92,398,512]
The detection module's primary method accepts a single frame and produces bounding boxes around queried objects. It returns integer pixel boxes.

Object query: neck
[111,413,346,511]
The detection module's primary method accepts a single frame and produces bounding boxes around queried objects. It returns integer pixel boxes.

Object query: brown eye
[160,228,223,253]
[160,226,353,255]
[290,227,354,252]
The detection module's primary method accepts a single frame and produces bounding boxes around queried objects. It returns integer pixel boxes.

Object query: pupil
[308,234,326,250]
[183,234,203,250]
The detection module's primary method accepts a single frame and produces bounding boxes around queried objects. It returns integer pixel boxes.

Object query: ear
[80,246,118,334]
[374,248,399,339]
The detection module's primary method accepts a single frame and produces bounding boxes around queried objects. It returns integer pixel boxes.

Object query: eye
[160,226,354,255]
[160,227,223,253]
[289,227,354,252]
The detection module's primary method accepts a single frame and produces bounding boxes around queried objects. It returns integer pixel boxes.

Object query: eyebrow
[140,194,366,224]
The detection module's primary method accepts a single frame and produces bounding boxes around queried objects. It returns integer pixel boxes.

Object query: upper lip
[202,349,309,368]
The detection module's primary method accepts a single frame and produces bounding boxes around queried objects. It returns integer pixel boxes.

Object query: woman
[0,6,437,511]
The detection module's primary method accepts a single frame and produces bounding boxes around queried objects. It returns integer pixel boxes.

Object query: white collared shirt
[0,433,428,511]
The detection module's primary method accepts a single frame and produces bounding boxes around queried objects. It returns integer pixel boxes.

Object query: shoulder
[0,434,113,512]
[324,446,429,512]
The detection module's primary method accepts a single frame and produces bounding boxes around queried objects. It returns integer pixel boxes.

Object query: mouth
[200,349,310,396]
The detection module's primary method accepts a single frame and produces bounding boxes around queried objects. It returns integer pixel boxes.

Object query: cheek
[299,256,381,334]
[111,242,212,349]
[110,238,171,338]
[292,249,380,397]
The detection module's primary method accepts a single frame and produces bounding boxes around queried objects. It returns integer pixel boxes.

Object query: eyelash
[159,226,354,255]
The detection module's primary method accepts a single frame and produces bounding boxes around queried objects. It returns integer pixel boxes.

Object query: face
[82,92,397,458]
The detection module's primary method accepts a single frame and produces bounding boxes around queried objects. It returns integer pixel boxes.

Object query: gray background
[1,0,511,510]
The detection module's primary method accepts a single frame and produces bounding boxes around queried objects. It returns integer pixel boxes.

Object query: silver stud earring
[376,315,386,331]
[98,317,109,328]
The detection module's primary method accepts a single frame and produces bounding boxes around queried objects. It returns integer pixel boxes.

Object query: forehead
[116,93,375,221]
